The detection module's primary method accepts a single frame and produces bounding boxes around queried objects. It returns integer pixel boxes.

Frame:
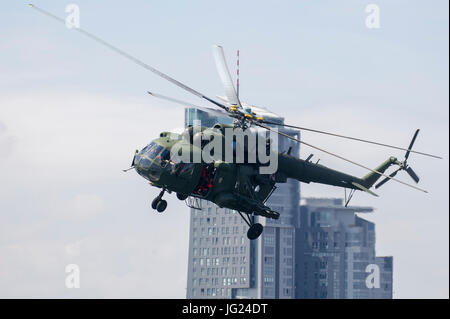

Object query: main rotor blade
[261,120,441,160]
[375,168,401,189]
[255,122,428,193]
[147,92,233,119]
[29,3,230,113]
[212,45,242,108]
[406,167,420,183]
[405,129,420,161]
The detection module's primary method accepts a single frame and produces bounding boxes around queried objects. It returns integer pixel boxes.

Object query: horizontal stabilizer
[351,182,379,197]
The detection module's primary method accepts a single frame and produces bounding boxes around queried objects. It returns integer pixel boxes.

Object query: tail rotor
[375,129,421,189]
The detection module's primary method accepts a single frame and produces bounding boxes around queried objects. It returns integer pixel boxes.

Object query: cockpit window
[139,158,151,170]
[148,164,161,180]
[136,143,167,181]
[146,144,164,160]
[160,149,170,161]
[133,153,141,166]
[141,142,155,154]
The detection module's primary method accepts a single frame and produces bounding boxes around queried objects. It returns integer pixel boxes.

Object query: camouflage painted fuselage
[133,126,396,218]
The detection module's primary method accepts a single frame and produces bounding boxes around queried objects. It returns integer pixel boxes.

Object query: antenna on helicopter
[237,50,240,99]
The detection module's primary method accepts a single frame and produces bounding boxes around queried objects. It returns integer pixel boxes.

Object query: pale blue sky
[0,1,448,298]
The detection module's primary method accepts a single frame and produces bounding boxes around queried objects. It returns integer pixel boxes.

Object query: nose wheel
[152,189,167,213]
[237,211,264,240]
[247,223,263,240]
[155,199,167,212]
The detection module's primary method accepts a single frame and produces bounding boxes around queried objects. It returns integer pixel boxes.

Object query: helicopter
[127,116,423,240]
[30,4,441,240]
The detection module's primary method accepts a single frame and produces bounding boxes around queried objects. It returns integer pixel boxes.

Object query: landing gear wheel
[176,193,188,201]
[156,199,167,213]
[247,223,263,240]
[151,198,159,209]
[152,188,166,211]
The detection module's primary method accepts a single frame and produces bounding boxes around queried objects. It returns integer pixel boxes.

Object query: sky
[0,1,448,298]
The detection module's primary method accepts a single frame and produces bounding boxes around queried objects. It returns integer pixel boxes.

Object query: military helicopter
[30,4,441,240]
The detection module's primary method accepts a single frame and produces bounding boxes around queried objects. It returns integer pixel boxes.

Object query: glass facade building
[294,198,393,299]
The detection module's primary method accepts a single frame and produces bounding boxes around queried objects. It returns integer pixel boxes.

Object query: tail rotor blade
[405,129,420,161]
[375,177,390,189]
[406,167,420,183]
[375,168,400,189]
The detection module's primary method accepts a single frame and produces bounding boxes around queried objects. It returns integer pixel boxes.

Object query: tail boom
[277,153,399,193]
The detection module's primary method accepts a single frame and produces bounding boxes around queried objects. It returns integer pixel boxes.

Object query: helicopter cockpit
[134,142,170,181]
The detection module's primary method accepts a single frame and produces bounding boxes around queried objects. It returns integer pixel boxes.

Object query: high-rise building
[184,108,393,299]
[294,198,393,299]
[185,106,300,299]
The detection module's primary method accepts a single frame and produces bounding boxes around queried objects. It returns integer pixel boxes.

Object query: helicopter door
[192,165,216,197]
